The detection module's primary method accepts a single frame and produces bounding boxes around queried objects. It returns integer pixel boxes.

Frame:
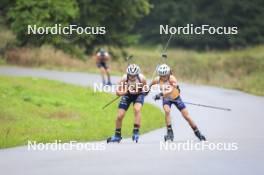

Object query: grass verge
[0,76,164,148]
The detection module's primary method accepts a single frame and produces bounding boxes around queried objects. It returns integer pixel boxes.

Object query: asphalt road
[0,66,263,175]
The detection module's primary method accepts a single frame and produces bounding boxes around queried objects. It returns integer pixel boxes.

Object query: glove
[176,85,181,93]
[143,90,150,96]
[153,93,163,101]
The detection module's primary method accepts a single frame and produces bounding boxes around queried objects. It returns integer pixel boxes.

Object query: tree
[134,0,264,49]
[7,0,151,55]
[8,0,79,46]
[76,0,150,53]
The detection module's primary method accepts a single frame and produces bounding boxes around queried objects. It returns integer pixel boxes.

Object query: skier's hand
[153,93,163,101]
[176,85,181,93]
[143,90,150,96]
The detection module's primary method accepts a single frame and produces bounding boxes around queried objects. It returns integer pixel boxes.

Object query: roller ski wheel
[164,134,174,142]
[132,133,139,143]
[106,135,122,143]
[194,130,206,141]
[164,131,174,142]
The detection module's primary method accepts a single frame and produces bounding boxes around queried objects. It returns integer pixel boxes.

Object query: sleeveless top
[121,74,145,94]
[158,75,180,99]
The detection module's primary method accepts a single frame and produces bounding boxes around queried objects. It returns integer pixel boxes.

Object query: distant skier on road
[95,48,112,85]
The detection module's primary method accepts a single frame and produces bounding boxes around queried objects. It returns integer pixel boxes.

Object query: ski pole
[126,55,133,66]
[178,100,231,111]
[162,34,173,53]
[102,55,132,110]
[150,34,174,80]
[102,96,120,109]
[146,34,174,94]
[161,34,173,63]
[183,101,231,111]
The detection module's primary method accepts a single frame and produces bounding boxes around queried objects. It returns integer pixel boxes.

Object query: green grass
[0,76,164,148]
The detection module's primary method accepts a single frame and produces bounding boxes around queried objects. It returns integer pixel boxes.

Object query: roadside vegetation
[2,43,263,96]
[0,20,263,96]
[125,46,264,96]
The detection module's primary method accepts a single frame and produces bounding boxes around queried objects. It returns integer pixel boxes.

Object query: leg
[163,104,172,126]
[107,96,130,143]
[105,68,111,84]
[163,104,174,141]
[115,108,126,129]
[132,103,142,142]
[133,103,142,126]
[107,109,126,143]
[180,108,197,130]
[133,94,145,127]
[173,96,206,141]
[174,96,197,130]
[180,108,206,141]
[99,67,106,84]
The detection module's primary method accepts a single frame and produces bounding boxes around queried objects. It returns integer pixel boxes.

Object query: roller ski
[164,129,174,142]
[194,130,206,141]
[106,135,122,143]
[106,81,112,86]
[103,81,112,86]
[132,132,139,143]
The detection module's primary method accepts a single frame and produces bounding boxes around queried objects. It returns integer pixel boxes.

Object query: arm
[116,79,128,96]
[94,53,100,63]
[144,77,159,95]
[169,75,180,93]
[140,76,147,93]
[103,52,110,62]
[169,75,178,87]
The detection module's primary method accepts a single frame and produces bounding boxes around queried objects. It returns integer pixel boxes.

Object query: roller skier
[107,64,147,143]
[95,48,112,85]
[149,64,206,141]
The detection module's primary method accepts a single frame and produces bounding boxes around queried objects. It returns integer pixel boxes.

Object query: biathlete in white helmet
[107,64,148,143]
[149,64,206,141]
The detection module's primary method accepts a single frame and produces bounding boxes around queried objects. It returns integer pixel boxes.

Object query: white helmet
[127,64,140,75]
[157,64,171,76]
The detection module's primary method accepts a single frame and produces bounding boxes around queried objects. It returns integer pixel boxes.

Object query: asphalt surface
[0,66,263,175]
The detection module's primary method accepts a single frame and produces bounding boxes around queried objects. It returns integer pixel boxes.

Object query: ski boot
[106,135,122,143]
[164,129,174,142]
[132,132,139,143]
[194,130,206,141]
